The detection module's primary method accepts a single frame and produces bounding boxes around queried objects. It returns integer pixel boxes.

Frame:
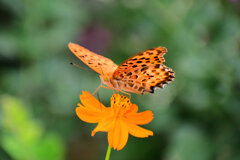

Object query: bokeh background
[1,0,240,160]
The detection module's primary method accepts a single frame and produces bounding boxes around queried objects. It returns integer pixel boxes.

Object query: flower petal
[125,110,153,125]
[126,104,138,114]
[91,115,115,136]
[126,122,153,138]
[80,91,107,112]
[76,105,110,123]
[108,119,128,151]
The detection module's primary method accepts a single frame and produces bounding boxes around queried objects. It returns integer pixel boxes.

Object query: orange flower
[76,91,154,151]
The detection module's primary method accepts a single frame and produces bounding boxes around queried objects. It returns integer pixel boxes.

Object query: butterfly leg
[121,91,131,99]
[118,89,131,98]
[96,92,105,111]
[92,85,112,96]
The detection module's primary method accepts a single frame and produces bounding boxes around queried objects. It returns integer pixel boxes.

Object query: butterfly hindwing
[117,64,175,94]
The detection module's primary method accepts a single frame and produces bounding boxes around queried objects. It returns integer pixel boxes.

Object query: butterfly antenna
[70,62,91,71]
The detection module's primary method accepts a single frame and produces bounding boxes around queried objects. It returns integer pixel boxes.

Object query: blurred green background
[1,0,240,160]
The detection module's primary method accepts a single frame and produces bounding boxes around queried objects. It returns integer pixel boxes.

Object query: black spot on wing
[150,86,154,93]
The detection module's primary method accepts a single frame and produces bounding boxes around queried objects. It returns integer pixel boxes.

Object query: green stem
[105,145,112,160]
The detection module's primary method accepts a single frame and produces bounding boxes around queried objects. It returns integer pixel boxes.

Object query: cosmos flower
[76,91,154,150]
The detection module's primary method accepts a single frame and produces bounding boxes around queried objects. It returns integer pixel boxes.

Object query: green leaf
[1,95,65,160]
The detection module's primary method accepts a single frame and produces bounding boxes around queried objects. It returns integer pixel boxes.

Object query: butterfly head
[99,74,112,84]
[99,74,118,90]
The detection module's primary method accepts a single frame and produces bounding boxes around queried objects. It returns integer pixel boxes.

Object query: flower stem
[105,145,111,160]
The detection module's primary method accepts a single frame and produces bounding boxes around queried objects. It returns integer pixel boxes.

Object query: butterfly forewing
[68,43,118,75]
[113,47,167,77]
[112,47,175,94]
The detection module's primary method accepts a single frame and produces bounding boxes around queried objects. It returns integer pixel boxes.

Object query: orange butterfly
[68,43,175,95]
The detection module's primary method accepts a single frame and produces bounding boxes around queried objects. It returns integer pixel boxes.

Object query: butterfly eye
[104,76,109,82]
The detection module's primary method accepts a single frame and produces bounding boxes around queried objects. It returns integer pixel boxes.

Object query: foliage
[1,95,64,160]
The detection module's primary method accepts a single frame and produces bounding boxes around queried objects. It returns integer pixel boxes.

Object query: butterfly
[68,43,175,95]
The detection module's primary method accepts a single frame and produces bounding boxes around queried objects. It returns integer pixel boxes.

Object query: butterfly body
[69,43,175,94]
[100,75,146,94]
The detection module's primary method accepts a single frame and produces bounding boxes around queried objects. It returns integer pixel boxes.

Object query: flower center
[111,94,132,116]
